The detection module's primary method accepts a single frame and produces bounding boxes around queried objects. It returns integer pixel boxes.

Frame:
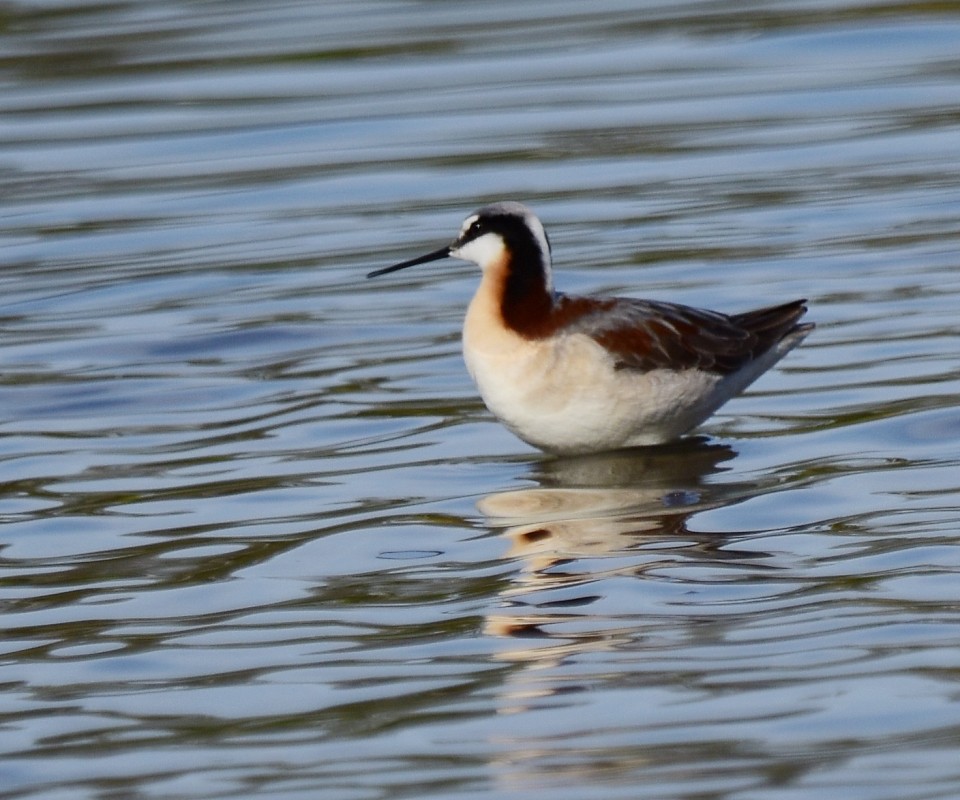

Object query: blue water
[3,1,960,798]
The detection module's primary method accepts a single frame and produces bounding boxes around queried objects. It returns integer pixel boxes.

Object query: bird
[367,201,813,455]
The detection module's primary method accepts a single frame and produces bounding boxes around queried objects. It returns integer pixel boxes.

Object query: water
[3,1,960,798]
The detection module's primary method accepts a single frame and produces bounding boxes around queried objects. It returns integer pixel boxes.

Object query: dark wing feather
[555,295,811,375]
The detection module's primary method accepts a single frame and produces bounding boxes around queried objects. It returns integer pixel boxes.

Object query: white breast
[461,274,726,454]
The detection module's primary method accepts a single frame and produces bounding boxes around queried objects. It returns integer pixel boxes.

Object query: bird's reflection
[478,438,768,714]
[482,438,740,581]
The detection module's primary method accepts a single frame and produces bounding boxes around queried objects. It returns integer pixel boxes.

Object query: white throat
[451,231,506,270]
[451,225,553,294]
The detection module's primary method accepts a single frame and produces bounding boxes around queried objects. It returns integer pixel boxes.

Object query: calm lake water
[3,1,960,798]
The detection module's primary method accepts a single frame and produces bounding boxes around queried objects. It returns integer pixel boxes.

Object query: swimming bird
[368,201,813,455]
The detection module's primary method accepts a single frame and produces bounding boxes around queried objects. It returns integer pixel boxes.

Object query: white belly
[463,311,724,454]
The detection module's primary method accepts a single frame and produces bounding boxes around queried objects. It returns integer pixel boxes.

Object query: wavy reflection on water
[4,0,960,798]
[479,443,750,708]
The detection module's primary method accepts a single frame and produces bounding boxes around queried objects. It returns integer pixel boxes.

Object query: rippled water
[3,1,960,798]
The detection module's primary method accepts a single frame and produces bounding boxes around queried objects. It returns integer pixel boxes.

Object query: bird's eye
[468,220,483,237]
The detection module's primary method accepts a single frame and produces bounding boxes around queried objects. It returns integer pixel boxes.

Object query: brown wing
[555,295,811,375]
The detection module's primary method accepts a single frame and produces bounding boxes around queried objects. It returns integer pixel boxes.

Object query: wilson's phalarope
[368,201,813,455]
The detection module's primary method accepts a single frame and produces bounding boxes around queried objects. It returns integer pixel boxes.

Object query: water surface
[3,1,960,798]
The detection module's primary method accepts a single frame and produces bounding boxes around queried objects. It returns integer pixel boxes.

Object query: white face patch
[448,203,554,291]
[450,230,506,270]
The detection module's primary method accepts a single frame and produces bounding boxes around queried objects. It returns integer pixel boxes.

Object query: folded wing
[556,295,811,375]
